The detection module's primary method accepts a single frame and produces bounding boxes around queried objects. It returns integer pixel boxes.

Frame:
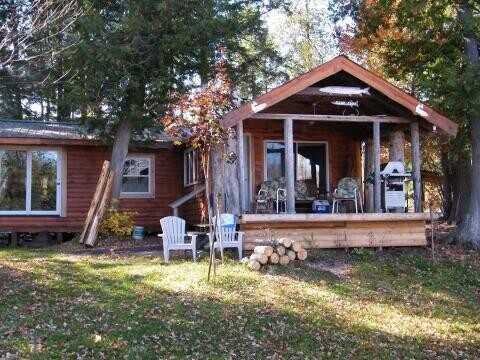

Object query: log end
[248,259,261,271]
[269,253,280,264]
[297,249,308,261]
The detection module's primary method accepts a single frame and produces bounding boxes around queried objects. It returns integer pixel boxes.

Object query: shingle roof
[0,119,171,144]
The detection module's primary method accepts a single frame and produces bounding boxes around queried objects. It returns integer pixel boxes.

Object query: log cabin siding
[243,119,363,197]
[0,145,184,232]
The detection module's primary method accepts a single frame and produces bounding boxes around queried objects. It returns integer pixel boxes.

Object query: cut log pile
[247,238,308,271]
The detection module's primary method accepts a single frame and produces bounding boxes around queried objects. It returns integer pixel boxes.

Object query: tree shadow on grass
[0,252,479,359]
[269,248,480,327]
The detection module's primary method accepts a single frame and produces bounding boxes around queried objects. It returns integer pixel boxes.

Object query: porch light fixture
[318,86,370,96]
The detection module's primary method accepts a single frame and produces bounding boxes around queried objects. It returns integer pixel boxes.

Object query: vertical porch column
[364,139,374,213]
[373,121,382,212]
[237,120,246,213]
[389,127,405,162]
[410,121,422,212]
[389,127,405,212]
[284,118,296,213]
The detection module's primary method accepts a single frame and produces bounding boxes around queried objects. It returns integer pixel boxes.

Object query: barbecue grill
[380,161,411,212]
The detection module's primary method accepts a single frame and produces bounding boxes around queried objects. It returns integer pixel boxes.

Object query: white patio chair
[159,216,197,262]
[208,213,244,260]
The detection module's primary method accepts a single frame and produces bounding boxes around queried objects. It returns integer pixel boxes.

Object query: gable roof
[221,56,458,136]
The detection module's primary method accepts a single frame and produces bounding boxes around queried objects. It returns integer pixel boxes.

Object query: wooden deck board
[239,213,427,250]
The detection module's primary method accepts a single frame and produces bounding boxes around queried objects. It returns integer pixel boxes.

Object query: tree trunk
[110,72,145,206]
[225,132,240,215]
[388,130,405,212]
[211,145,225,214]
[204,151,218,281]
[389,128,405,162]
[459,127,480,248]
[457,2,480,248]
[110,119,132,206]
[452,157,471,224]
[440,149,453,221]
[364,140,374,213]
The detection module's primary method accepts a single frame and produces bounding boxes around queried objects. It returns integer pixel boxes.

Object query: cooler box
[312,199,330,213]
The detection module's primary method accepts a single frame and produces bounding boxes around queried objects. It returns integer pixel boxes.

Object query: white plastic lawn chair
[208,213,244,260]
[159,216,197,262]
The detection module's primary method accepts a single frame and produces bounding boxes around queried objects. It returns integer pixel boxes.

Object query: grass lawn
[1,246,479,359]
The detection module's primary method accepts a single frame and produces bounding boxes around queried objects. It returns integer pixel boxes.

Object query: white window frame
[0,147,63,216]
[184,149,199,187]
[120,154,155,198]
[263,140,330,192]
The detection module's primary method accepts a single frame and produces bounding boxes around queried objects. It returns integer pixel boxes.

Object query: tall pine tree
[60,0,285,201]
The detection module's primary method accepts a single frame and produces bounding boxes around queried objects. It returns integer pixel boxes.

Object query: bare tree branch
[0,0,83,67]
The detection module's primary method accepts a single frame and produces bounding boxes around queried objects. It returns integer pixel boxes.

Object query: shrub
[100,209,137,239]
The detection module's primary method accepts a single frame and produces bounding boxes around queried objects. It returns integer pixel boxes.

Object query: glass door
[0,149,62,215]
[296,143,328,195]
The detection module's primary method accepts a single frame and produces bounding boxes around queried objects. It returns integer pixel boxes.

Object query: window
[0,149,62,215]
[184,149,199,187]
[265,142,285,181]
[121,155,154,197]
[296,143,327,192]
[264,141,329,191]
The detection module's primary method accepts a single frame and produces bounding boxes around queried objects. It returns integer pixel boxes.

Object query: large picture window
[0,149,62,215]
[121,155,154,198]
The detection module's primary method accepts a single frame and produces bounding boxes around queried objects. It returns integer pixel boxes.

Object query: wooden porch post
[237,120,246,213]
[373,121,382,212]
[411,121,422,212]
[284,118,296,213]
[364,139,374,213]
[389,127,405,162]
[389,127,405,212]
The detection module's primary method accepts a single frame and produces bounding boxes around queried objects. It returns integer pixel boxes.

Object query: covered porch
[220,56,458,249]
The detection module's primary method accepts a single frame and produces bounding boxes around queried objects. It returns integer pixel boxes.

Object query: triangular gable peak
[222,56,458,136]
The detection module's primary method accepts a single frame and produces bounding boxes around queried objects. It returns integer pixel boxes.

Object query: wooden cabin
[0,120,206,237]
[219,56,458,250]
[0,56,458,249]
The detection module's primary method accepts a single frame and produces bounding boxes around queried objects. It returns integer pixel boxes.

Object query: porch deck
[239,213,428,250]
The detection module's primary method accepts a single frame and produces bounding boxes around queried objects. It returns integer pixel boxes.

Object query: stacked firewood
[247,238,308,271]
